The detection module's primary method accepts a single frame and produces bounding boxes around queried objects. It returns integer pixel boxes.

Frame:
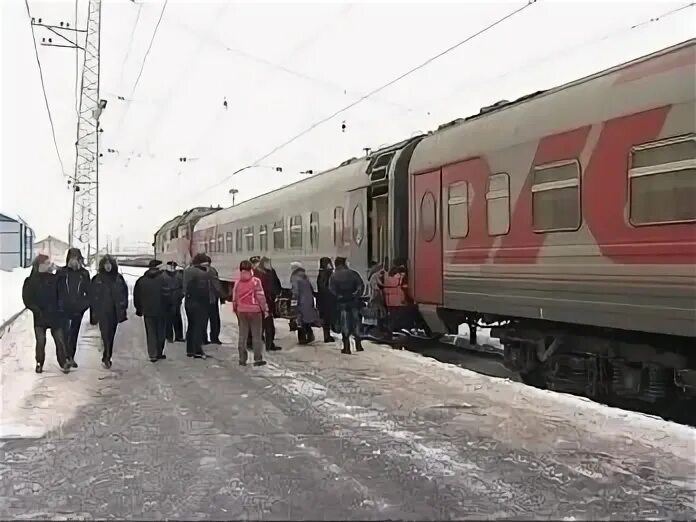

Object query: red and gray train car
[157,40,696,410]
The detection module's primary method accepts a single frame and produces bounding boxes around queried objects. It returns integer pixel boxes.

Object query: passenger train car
[158,39,695,412]
[191,137,423,287]
[408,40,696,411]
[154,206,221,266]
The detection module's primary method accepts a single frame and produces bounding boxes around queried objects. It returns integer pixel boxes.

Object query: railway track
[376,331,696,428]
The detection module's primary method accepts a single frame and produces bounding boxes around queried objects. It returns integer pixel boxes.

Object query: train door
[347,186,369,278]
[412,169,443,305]
[369,185,389,266]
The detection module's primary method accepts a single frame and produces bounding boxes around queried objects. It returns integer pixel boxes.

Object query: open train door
[412,169,443,305]
[346,186,369,280]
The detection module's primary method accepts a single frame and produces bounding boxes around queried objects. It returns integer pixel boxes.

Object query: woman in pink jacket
[232,260,270,366]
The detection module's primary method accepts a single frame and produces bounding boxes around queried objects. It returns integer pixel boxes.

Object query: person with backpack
[134,260,171,362]
[183,253,210,359]
[89,255,129,369]
[232,260,269,366]
[57,247,91,368]
[22,254,71,374]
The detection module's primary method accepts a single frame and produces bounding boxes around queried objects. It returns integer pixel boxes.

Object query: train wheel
[520,367,547,389]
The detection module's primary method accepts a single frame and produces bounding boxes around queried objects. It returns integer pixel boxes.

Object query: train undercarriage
[436,308,696,423]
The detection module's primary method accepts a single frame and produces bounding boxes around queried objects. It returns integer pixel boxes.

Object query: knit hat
[290,261,303,271]
[148,259,162,268]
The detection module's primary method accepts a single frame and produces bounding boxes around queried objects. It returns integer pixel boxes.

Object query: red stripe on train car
[583,105,696,264]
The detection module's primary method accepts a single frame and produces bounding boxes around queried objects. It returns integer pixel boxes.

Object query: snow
[0,310,107,439]
[0,267,30,326]
[373,346,696,461]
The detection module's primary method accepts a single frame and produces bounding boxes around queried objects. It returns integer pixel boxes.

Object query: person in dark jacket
[254,256,281,351]
[22,254,71,374]
[290,261,320,344]
[134,260,171,362]
[162,261,185,342]
[316,257,336,343]
[202,255,224,345]
[90,255,129,369]
[183,253,210,359]
[57,247,91,368]
[329,256,365,354]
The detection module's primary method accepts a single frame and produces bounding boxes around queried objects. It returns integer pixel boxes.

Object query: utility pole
[34,0,103,267]
[70,0,103,267]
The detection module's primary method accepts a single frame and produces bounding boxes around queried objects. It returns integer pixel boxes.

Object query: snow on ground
[0,267,30,326]
[0,310,108,439]
[0,265,145,439]
[372,344,696,461]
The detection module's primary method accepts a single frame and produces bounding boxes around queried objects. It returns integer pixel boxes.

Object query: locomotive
[156,40,696,415]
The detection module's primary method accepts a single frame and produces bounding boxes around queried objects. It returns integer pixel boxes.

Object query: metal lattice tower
[70,0,102,266]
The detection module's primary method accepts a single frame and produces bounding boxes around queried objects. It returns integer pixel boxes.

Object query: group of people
[22,248,128,373]
[135,253,227,362]
[21,245,414,373]
[236,254,412,358]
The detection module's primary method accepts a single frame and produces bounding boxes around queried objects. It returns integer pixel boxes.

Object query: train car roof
[410,38,695,174]
[195,157,371,231]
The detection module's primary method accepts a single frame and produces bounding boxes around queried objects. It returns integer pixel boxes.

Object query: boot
[355,339,364,352]
[341,338,351,354]
[323,326,333,343]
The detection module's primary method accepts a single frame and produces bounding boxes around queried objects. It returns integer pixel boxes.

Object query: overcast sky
[1,0,694,247]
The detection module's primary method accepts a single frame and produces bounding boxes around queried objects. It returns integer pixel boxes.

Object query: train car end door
[347,186,369,279]
[412,169,443,305]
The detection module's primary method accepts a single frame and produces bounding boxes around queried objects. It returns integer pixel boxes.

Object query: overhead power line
[112,0,169,140]
[422,0,696,110]
[118,0,144,88]
[24,0,68,178]
[191,0,538,199]
[130,0,167,97]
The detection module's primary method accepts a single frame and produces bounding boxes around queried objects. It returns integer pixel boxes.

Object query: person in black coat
[162,261,185,342]
[183,253,210,359]
[134,260,171,362]
[329,256,365,354]
[316,257,337,343]
[57,247,91,368]
[202,255,224,345]
[22,254,71,374]
[90,255,128,369]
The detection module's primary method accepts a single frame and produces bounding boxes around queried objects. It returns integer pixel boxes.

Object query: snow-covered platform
[1,275,694,519]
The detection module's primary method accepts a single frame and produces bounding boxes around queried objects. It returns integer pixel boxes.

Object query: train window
[273,219,285,250]
[182,227,189,239]
[532,160,581,232]
[629,135,696,225]
[244,226,254,251]
[421,190,438,241]
[487,173,510,236]
[352,204,364,246]
[333,207,344,247]
[290,215,303,249]
[310,212,319,249]
[447,183,468,239]
[235,229,243,252]
[225,232,233,253]
[217,234,223,252]
[259,225,268,251]
[209,237,215,253]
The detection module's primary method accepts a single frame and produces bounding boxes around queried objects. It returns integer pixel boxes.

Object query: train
[155,39,696,415]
